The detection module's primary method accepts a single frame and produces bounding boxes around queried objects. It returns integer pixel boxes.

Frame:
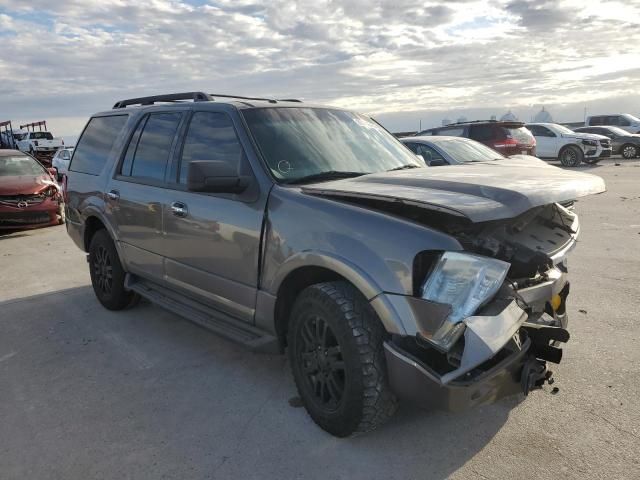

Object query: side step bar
[125,274,279,354]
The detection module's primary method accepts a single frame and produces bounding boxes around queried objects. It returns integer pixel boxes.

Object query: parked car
[574,126,640,159]
[65,92,605,437]
[51,147,75,180]
[400,135,547,166]
[416,120,536,157]
[0,149,64,229]
[585,114,640,134]
[526,123,612,167]
[15,130,64,156]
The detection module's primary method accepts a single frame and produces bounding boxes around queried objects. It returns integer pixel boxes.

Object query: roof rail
[113,92,212,109]
[209,94,302,104]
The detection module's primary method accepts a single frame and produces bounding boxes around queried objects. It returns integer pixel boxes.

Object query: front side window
[70,115,128,175]
[415,144,445,163]
[179,112,244,184]
[121,112,182,181]
[242,108,420,183]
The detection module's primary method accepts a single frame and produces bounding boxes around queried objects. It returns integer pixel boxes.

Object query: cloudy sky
[1,0,640,140]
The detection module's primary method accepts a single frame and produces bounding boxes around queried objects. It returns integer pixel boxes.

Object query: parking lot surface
[1,159,639,479]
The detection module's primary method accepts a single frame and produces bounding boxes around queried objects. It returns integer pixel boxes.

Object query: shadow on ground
[0,286,518,479]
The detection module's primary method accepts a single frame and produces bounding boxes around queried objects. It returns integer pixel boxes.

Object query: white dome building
[533,107,553,123]
[500,110,518,121]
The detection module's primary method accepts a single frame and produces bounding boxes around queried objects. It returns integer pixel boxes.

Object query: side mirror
[187,160,251,193]
[429,159,447,167]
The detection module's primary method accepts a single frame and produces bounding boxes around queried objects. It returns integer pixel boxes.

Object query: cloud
[0,0,638,136]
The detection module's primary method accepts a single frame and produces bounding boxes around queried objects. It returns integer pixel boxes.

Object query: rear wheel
[621,144,638,159]
[89,229,139,310]
[287,281,398,437]
[559,145,583,167]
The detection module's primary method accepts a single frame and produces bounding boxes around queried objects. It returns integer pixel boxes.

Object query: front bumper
[0,200,60,229]
[384,333,532,412]
[380,270,570,412]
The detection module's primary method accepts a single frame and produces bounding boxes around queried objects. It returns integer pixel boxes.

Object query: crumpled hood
[0,174,57,196]
[302,164,606,223]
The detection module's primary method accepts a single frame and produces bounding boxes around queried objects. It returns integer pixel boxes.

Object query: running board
[125,274,279,353]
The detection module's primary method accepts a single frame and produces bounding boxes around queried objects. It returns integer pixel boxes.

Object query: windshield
[31,132,54,140]
[433,138,505,162]
[0,156,45,176]
[242,107,421,183]
[624,114,640,123]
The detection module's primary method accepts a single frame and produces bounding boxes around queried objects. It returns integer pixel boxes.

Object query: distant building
[456,116,467,123]
[490,115,497,121]
[533,107,553,123]
[442,118,451,126]
[500,110,518,121]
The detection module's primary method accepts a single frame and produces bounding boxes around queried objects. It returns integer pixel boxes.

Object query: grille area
[600,139,611,148]
[0,194,46,207]
[0,211,52,226]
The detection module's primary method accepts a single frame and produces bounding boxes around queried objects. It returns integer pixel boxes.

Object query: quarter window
[178,112,244,184]
[70,115,128,175]
[121,112,182,181]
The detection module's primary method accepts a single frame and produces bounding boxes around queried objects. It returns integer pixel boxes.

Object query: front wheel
[89,229,139,310]
[288,281,398,437]
[621,144,638,159]
[559,145,583,167]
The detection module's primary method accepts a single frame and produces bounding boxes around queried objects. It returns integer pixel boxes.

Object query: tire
[621,144,637,159]
[287,281,398,437]
[88,229,139,310]
[559,145,583,167]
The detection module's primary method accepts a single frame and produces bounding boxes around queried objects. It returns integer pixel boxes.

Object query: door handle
[171,201,188,217]
[106,190,120,201]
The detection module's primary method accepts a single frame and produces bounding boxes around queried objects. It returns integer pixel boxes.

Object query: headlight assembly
[419,252,510,350]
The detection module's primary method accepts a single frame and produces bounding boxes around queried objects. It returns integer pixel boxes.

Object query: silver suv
[64,92,605,437]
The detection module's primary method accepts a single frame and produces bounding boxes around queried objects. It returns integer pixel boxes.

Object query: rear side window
[178,112,244,184]
[70,115,128,175]
[504,127,534,144]
[589,116,603,126]
[121,112,182,181]
[606,116,620,126]
[437,127,464,137]
[469,125,494,141]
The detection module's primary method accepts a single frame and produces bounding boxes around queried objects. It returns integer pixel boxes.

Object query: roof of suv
[104,91,322,113]
[420,119,526,131]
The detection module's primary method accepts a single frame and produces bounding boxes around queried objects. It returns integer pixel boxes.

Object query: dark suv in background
[64,92,604,437]
[417,120,536,157]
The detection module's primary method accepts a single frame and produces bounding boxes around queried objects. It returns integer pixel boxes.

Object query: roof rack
[113,92,212,109]
[112,92,303,109]
[442,119,524,127]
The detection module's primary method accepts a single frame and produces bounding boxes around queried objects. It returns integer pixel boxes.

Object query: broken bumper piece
[383,298,568,412]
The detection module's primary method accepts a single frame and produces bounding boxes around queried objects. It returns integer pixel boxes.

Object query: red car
[0,149,64,230]
[416,120,537,157]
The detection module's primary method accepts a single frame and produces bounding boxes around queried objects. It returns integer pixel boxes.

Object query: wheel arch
[268,253,404,350]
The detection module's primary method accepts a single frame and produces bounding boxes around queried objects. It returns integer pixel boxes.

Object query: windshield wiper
[386,164,421,172]
[285,170,369,185]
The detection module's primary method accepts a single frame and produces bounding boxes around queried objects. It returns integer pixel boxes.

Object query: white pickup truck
[526,123,612,167]
[15,131,64,156]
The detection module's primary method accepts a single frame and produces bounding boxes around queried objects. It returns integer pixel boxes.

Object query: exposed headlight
[420,252,510,350]
[582,139,597,146]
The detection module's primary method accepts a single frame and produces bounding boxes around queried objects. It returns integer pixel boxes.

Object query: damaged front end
[382,203,576,411]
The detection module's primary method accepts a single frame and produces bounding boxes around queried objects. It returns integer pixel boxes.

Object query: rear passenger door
[106,111,185,281]
[161,109,264,324]
[528,125,557,157]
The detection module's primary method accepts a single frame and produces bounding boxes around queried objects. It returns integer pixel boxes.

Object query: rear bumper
[384,335,532,411]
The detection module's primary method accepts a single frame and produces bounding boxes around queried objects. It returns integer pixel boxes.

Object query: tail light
[493,138,518,148]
